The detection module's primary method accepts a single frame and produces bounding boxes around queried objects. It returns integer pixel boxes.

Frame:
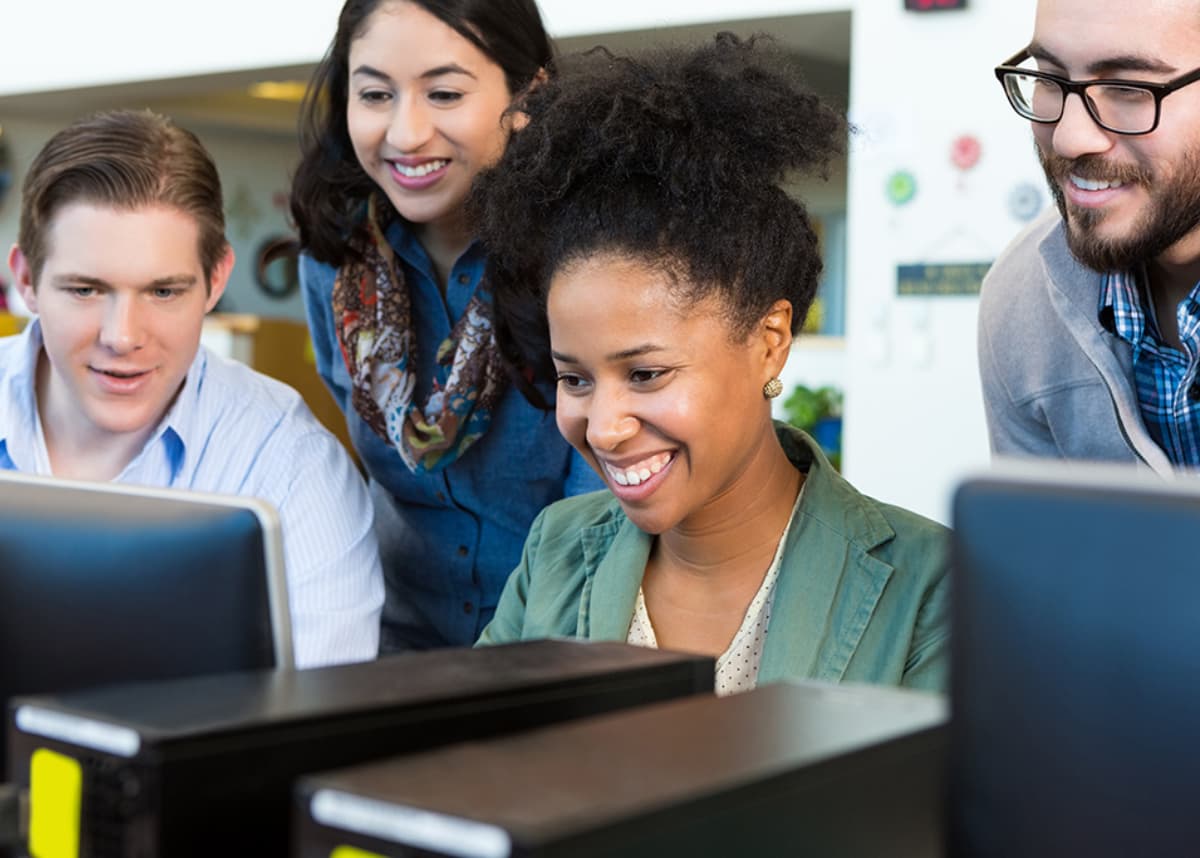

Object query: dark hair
[471,33,847,398]
[290,0,554,266]
[19,109,227,286]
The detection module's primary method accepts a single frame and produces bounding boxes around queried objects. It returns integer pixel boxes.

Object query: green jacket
[479,424,950,692]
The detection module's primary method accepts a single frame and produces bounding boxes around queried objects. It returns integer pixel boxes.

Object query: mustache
[1040,152,1151,186]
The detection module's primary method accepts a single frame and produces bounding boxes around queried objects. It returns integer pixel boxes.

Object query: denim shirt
[301,222,601,650]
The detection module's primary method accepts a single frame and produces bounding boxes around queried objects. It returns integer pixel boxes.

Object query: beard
[1037,142,1200,272]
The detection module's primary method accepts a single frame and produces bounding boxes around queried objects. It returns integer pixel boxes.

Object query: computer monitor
[949,462,1200,857]
[0,470,291,778]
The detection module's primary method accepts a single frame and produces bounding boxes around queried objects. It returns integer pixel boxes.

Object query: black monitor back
[296,681,947,858]
[7,640,713,857]
[0,471,289,778]
[950,467,1200,857]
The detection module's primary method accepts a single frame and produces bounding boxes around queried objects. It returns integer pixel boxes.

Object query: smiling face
[1031,0,1200,270]
[13,202,230,454]
[548,254,789,535]
[346,0,514,243]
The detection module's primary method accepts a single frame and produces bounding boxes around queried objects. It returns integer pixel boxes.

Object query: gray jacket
[977,209,1173,474]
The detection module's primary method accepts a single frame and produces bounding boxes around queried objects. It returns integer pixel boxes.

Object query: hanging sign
[897,262,992,296]
[905,0,967,10]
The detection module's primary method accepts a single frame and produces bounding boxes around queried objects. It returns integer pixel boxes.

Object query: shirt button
[1190,383,1200,401]
[457,273,470,286]
[463,601,474,615]
[457,545,469,557]
[435,491,446,503]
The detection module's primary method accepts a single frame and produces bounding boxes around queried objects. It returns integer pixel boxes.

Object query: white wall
[0,118,302,320]
[0,0,1051,523]
[842,0,1041,522]
[0,0,849,96]
[0,3,344,96]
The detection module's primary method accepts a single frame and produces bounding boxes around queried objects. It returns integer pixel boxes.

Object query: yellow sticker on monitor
[331,847,388,858]
[29,747,83,858]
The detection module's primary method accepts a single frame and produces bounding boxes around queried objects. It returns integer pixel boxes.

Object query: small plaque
[897,262,991,296]
[905,0,967,10]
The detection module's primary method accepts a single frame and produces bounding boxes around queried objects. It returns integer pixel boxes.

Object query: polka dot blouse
[627,487,804,696]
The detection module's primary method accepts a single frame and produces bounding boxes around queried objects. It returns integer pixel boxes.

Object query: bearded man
[980,0,1200,471]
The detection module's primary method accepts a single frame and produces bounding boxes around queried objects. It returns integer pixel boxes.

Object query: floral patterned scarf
[331,197,507,472]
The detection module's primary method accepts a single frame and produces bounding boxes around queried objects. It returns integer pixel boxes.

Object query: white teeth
[604,453,672,489]
[1070,174,1124,192]
[394,159,448,178]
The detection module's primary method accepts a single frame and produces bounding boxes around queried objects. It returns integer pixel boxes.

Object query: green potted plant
[782,383,843,469]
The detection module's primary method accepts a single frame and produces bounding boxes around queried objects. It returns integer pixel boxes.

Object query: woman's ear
[759,298,793,379]
[508,68,549,132]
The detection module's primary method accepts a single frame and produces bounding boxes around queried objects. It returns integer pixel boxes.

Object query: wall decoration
[802,297,824,334]
[886,170,917,206]
[905,0,966,9]
[226,182,264,241]
[0,127,12,214]
[897,262,992,296]
[1007,182,1044,222]
[255,235,301,299]
[950,134,982,172]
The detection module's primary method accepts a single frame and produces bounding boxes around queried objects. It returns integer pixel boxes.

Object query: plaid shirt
[1101,269,1200,466]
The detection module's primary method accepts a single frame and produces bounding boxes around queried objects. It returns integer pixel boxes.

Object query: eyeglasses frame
[994,48,1200,135]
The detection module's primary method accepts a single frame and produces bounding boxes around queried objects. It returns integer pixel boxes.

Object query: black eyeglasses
[994,49,1200,135]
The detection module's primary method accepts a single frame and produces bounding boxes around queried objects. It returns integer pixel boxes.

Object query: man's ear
[8,245,38,314]
[204,245,235,313]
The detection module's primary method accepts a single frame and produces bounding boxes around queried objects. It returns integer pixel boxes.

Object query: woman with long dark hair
[291,0,599,652]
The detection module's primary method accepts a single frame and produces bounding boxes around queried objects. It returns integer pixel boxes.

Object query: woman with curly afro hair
[474,34,949,694]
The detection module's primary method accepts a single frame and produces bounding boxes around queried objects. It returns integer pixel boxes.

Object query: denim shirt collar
[386,219,486,285]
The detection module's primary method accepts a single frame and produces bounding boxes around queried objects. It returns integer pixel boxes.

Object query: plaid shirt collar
[1100,267,1152,360]
[1099,266,1200,467]
[1103,267,1200,355]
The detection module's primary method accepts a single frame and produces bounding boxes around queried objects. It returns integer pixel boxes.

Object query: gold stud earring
[763,377,783,399]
